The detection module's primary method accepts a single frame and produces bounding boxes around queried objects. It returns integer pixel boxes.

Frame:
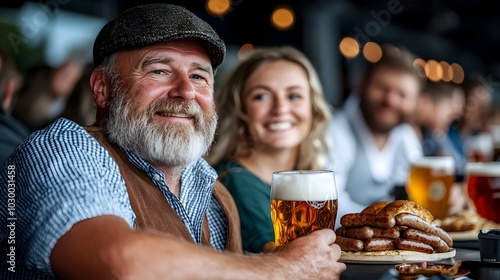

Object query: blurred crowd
[2,38,498,213]
[0,46,95,163]
[1,38,499,198]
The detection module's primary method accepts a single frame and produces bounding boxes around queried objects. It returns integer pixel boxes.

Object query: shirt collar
[345,94,403,182]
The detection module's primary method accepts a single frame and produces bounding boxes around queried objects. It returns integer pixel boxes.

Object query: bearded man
[0,4,345,280]
[328,44,424,228]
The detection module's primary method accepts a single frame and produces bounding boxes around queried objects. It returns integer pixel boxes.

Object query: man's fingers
[309,228,336,245]
[263,241,277,253]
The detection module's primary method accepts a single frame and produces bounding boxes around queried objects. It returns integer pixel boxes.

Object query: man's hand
[263,229,346,280]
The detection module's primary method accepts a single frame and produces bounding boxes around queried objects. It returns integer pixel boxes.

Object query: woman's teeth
[269,122,292,131]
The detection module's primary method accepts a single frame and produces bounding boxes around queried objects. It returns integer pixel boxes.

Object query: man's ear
[90,68,109,109]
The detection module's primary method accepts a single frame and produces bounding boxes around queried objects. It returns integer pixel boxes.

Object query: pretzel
[378,200,434,223]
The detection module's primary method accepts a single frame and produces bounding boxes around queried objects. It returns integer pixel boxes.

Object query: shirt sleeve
[0,120,135,274]
[395,124,423,185]
[328,112,366,228]
[219,167,274,253]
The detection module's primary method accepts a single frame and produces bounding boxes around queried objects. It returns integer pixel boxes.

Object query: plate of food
[335,200,456,264]
[395,261,470,279]
[340,248,456,264]
[432,211,500,241]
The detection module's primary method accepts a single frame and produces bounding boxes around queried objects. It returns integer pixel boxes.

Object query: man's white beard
[103,79,217,167]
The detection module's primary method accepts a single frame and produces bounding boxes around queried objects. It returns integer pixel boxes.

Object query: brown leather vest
[84,125,242,253]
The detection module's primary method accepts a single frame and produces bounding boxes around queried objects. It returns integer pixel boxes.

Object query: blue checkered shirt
[0,118,227,276]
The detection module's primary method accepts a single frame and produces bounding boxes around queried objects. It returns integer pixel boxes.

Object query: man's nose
[168,74,196,100]
[385,90,401,107]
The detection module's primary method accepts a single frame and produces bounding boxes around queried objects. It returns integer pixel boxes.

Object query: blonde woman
[206,46,332,253]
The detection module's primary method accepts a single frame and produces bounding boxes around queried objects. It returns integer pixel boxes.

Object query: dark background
[1,0,499,106]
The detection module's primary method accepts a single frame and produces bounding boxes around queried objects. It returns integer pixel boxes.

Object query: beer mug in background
[466,162,500,223]
[467,133,494,162]
[406,156,455,219]
[491,125,500,161]
[270,170,338,246]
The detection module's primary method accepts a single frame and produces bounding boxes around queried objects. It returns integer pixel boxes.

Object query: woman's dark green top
[215,160,274,253]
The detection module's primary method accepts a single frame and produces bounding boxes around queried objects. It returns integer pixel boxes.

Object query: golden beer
[270,170,338,246]
[466,162,500,223]
[406,157,455,219]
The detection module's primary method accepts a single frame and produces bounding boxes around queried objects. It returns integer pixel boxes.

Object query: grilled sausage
[435,238,451,253]
[364,238,395,251]
[335,236,364,252]
[335,226,346,236]
[340,213,396,229]
[402,228,441,248]
[395,238,434,254]
[371,227,401,239]
[343,226,374,240]
[395,213,453,247]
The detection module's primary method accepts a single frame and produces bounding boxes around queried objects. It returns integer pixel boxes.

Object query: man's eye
[152,70,165,75]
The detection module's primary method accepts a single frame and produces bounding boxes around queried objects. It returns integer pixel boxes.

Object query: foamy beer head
[270,170,338,246]
[271,170,338,201]
[411,156,455,174]
[466,162,500,223]
[466,162,500,177]
[406,156,455,220]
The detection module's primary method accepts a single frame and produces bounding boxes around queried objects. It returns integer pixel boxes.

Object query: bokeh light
[363,42,382,63]
[440,61,453,82]
[339,37,360,59]
[271,5,295,31]
[412,58,427,78]
[451,63,464,84]
[206,0,231,17]
[426,59,443,82]
[238,43,254,60]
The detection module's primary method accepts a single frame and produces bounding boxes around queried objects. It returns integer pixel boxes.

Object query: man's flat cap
[93,3,225,71]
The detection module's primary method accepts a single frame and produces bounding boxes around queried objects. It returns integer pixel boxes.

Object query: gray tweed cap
[93,3,226,71]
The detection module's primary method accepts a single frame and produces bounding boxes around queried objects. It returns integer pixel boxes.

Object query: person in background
[0,45,30,166]
[448,77,494,164]
[328,44,424,227]
[411,81,461,157]
[61,63,96,126]
[206,46,332,253]
[0,4,345,279]
[410,80,469,215]
[12,58,84,131]
[449,82,466,126]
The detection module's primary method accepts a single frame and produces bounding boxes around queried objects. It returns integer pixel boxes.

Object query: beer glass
[466,162,500,223]
[270,170,338,246]
[467,133,494,162]
[491,125,500,161]
[405,156,455,219]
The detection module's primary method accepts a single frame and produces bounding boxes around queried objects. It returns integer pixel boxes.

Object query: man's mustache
[148,99,205,126]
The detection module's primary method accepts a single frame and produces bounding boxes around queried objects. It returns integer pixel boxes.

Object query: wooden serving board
[339,249,456,264]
